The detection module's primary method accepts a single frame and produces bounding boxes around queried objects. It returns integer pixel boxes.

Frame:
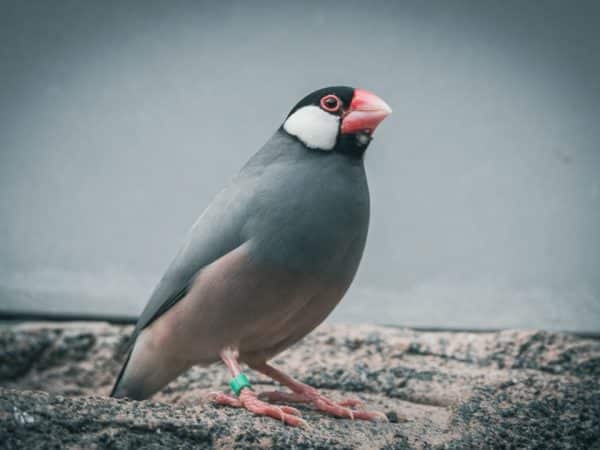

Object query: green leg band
[230,372,253,396]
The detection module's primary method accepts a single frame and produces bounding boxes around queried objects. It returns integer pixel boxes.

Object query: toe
[352,410,389,422]
[280,405,302,416]
[281,413,310,428]
[208,391,243,408]
[248,402,306,427]
[313,397,355,420]
[338,398,363,407]
[240,390,307,427]
[309,393,387,422]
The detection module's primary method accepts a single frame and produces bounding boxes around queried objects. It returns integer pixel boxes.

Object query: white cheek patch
[283,105,339,151]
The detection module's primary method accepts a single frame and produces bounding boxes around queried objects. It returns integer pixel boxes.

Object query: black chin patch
[355,132,372,147]
[336,132,371,159]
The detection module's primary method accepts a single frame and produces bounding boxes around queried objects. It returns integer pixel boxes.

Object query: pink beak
[341,89,392,135]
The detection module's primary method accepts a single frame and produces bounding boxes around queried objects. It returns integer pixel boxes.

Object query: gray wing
[126,182,250,348]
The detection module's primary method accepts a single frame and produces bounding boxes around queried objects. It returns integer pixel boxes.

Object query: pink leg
[209,348,308,427]
[251,362,387,422]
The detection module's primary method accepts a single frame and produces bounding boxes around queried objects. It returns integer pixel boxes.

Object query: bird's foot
[258,387,387,422]
[209,389,309,428]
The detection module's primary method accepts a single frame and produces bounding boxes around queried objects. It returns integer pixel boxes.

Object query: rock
[0,322,598,448]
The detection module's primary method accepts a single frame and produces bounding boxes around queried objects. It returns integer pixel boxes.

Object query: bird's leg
[251,362,387,422]
[209,348,308,427]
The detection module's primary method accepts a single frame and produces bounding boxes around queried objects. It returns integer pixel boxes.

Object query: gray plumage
[112,126,370,400]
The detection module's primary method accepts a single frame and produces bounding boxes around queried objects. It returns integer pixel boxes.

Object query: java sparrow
[111,86,392,426]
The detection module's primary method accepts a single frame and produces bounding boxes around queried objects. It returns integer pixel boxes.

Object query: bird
[110,86,392,427]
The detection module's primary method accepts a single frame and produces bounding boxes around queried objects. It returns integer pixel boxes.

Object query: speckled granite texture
[1,322,598,448]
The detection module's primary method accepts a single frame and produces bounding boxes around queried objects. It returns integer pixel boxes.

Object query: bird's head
[282,86,391,157]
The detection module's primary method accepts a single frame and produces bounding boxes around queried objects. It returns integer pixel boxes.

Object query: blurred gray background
[1,0,599,332]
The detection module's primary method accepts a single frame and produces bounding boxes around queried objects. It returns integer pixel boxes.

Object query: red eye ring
[320,94,341,112]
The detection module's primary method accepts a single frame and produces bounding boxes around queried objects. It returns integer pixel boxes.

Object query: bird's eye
[320,94,341,113]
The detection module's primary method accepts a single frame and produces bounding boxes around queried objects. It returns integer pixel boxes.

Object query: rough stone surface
[0,321,599,449]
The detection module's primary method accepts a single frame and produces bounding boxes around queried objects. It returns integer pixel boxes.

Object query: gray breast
[240,131,370,279]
